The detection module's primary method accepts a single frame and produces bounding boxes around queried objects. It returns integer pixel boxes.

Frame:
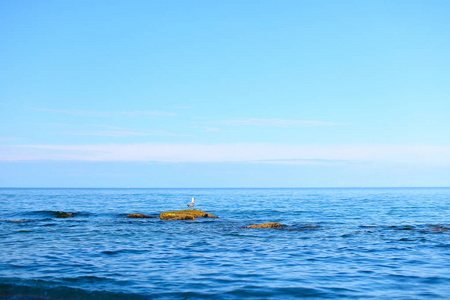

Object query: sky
[1,0,449,187]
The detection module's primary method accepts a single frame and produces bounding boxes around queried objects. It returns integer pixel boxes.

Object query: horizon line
[1,186,449,189]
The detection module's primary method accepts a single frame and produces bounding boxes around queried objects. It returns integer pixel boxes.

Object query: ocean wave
[0,282,147,300]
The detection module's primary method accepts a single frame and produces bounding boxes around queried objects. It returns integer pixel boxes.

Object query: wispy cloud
[31,123,187,137]
[66,130,189,137]
[32,123,128,130]
[1,143,449,168]
[119,111,176,117]
[255,158,356,166]
[224,118,347,127]
[28,107,176,117]
[67,131,150,137]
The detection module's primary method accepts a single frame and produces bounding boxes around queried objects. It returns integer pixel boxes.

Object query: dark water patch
[359,225,378,229]
[221,286,328,299]
[158,291,219,299]
[341,232,362,238]
[0,219,31,223]
[373,224,450,235]
[418,276,450,284]
[0,283,147,300]
[426,225,450,232]
[60,276,131,286]
[398,237,418,242]
[273,287,335,298]
[190,218,220,224]
[7,264,32,270]
[117,213,132,218]
[101,249,148,256]
[281,224,322,232]
[41,223,57,227]
[26,211,91,219]
[14,230,34,233]
[388,225,416,231]
[223,232,260,238]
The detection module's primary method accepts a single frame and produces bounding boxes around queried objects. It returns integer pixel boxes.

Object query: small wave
[0,282,147,300]
[0,219,31,223]
[14,230,33,233]
[341,232,362,238]
[219,286,328,298]
[385,224,450,234]
[101,249,148,256]
[359,225,378,229]
[398,237,419,242]
[60,275,129,285]
[388,225,416,231]
[277,224,322,232]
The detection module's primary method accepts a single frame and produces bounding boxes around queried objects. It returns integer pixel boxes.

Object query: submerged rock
[127,214,153,219]
[429,226,450,232]
[160,209,218,220]
[55,211,75,218]
[1,219,29,223]
[246,222,281,229]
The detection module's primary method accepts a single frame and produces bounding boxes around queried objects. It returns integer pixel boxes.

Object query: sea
[0,188,449,299]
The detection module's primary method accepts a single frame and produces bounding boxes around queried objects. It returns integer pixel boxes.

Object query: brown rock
[246,222,281,229]
[56,211,75,218]
[127,214,153,219]
[429,226,450,232]
[160,209,218,220]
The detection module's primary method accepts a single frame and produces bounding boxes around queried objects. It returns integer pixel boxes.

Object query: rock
[246,222,281,229]
[1,219,28,223]
[56,211,75,218]
[160,209,218,220]
[429,226,450,232]
[127,214,153,218]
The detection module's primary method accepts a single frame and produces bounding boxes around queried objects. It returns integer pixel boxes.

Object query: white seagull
[187,197,195,209]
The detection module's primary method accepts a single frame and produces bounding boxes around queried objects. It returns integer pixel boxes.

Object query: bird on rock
[187,197,195,209]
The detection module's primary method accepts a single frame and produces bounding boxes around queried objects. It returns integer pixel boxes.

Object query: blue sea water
[0,188,449,299]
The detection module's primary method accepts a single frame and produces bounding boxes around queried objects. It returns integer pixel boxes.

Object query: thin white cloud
[255,158,356,166]
[33,123,128,130]
[118,111,176,117]
[27,107,176,117]
[224,118,346,127]
[67,131,150,137]
[66,130,189,137]
[31,123,187,137]
[1,143,449,168]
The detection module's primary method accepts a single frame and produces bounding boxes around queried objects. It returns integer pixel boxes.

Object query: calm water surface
[0,188,449,299]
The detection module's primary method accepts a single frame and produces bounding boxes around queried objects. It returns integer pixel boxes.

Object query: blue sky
[1,0,449,187]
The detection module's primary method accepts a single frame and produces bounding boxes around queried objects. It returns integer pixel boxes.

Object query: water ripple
[1,188,449,299]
